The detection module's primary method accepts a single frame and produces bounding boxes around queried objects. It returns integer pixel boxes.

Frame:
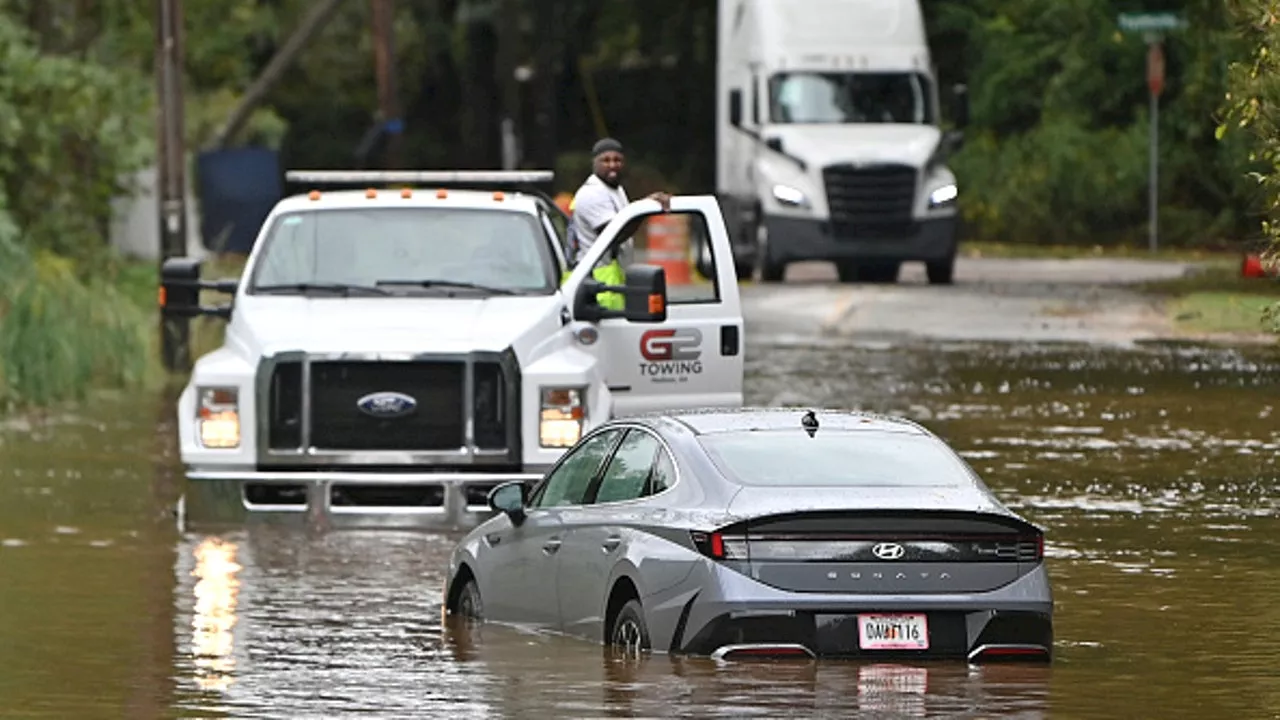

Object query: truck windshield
[248,207,558,295]
[769,71,933,125]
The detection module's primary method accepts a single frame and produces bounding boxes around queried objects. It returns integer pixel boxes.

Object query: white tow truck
[160,170,745,528]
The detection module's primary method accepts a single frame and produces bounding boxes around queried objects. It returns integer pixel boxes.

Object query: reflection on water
[0,340,1277,717]
[188,537,242,693]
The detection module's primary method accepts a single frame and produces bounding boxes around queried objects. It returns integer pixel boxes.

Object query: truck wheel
[756,222,785,283]
[927,255,956,285]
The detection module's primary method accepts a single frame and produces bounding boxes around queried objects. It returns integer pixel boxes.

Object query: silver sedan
[442,407,1054,663]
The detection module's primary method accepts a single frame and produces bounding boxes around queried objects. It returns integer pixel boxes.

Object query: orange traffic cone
[1242,253,1267,278]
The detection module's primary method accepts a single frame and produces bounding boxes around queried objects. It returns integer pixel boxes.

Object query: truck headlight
[772,184,809,208]
[540,387,585,448]
[929,184,957,207]
[197,386,240,449]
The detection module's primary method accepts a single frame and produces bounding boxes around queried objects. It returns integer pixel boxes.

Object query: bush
[1219,0,1280,333]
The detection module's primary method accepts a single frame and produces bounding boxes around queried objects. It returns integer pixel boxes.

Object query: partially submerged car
[443,407,1053,663]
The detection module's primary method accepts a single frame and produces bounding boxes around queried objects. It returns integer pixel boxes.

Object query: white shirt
[569,174,628,262]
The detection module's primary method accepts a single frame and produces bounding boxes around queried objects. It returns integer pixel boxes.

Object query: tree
[1219,0,1280,332]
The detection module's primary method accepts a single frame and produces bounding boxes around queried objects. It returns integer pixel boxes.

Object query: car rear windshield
[248,206,558,294]
[698,430,972,487]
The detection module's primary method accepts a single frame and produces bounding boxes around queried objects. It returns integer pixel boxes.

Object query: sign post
[1118,12,1186,253]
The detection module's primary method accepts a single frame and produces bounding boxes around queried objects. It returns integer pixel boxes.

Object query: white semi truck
[709,0,969,285]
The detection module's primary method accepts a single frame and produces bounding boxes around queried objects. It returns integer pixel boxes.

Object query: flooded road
[1,332,1278,717]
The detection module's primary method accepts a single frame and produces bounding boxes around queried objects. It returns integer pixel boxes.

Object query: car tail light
[690,531,747,560]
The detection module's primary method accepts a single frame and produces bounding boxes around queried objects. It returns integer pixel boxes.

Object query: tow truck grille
[823,163,917,238]
[266,358,510,452]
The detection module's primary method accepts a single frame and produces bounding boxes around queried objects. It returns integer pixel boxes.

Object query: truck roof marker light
[436,188,448,199]
[365,188,378,199]
[493,191,505,201]
[401,187,413,198]
[308,190,321,201]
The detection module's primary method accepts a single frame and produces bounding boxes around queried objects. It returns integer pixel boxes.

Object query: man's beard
[597,169,623,188]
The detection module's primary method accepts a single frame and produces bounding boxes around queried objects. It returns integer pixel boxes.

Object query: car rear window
[697,430,972,487]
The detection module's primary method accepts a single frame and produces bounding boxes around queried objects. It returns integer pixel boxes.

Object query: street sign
[1118,12,1187,34]
[1147,43,1165,97]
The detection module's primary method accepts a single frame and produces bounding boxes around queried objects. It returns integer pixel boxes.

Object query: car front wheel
[455,578,483,621]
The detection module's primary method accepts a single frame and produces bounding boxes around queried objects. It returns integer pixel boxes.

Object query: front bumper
[765,214,958,264]
[180,469,542,531]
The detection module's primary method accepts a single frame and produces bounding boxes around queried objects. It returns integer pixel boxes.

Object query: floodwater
[1,337,1278,719]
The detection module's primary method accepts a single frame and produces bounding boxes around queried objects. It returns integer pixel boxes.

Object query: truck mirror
[160,257,235,320]
[161,258,202,315]
[729,89,743,127]
[623,264,668,323]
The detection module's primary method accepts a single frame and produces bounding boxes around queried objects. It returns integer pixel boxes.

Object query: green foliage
[1219,0,1280,333]
[936,0,1254,248]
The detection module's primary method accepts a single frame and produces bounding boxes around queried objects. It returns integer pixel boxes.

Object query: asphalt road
[739,257,1215,347]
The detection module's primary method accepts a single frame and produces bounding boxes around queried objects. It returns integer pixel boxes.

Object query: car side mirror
[488,480,527,524]
[160,257,235,320]
[729,89,743,128]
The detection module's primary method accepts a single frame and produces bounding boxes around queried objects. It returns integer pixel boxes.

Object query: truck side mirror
[161,257,236,320]
[729,89,743,128]
[622,264,668,323]
[571,263,668,324]
[951,83,970,129]
[161,258,202,314]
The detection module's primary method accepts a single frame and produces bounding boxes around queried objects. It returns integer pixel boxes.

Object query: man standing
[569,138,671,262]
[567,138,671,309]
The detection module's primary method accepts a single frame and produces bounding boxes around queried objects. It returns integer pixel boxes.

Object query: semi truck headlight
[540,387,585,448]
[929,184,958,207]
[772,184,809,208]
[197,386,240,449]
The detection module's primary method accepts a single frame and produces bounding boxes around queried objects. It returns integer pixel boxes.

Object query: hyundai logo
[871,542,906,560]
[356,391,418,419]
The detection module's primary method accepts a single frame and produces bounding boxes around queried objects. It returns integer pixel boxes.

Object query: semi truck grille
[265,358,511,452]
[823,163,918,238]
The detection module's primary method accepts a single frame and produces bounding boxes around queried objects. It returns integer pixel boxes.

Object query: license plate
[857,613,929,650]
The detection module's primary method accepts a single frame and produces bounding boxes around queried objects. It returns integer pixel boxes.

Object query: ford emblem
[357,391,418,419]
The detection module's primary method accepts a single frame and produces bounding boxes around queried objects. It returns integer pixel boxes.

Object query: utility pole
[370,0,402,169]
[157,0,189,371]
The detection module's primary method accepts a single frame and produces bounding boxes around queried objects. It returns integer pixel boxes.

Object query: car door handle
[602,536,621,553]
[485,532,502,546]
[542,537,562,554]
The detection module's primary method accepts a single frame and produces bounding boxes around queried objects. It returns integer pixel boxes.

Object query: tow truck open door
[563,196,745,418]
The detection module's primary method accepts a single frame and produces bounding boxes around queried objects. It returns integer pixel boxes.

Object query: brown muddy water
[1,338,1277,719]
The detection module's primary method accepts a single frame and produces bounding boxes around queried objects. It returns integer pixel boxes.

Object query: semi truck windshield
[769,71,933,125]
